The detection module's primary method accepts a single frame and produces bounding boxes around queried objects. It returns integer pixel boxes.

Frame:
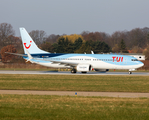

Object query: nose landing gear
[128,69,135,74]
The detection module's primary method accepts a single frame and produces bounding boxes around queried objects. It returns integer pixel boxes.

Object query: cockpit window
[131,59,138,61]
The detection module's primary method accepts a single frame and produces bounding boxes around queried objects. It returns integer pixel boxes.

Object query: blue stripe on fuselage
[31,53,66,58]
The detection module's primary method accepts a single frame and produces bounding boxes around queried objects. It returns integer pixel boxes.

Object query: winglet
[91,51,94,54]
[25,49,33,60]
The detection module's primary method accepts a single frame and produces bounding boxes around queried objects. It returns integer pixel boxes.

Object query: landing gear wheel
[71,69,76,73]
[129,71,132,74]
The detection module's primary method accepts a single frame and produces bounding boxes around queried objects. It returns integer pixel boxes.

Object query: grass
[0,74,149,92]
[1,75,149,120]
[0,95,149,120]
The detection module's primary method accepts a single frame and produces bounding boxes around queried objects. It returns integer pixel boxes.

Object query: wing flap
[50,60,78,67]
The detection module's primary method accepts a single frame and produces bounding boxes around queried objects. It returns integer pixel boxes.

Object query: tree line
[0,22,149,62]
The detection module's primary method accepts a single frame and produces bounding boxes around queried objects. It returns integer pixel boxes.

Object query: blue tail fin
[20,28,49,54]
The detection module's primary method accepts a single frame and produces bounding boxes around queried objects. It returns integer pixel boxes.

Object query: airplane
[18,28,144,74]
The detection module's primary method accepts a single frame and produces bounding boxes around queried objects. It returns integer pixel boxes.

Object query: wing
[6,51,79,67]
[5,52,27,57]
[33,58,78,67]
[49,60,78,67]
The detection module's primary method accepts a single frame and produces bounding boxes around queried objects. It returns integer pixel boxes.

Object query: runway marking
[0,90,149,98]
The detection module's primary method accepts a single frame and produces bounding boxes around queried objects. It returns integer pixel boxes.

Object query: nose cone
[139,61,144,67]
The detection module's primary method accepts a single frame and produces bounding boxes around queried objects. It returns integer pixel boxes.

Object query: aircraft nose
[139,62,144,67]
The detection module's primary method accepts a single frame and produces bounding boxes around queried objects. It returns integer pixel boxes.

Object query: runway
[0,70,149,75]
[0,90,149,98]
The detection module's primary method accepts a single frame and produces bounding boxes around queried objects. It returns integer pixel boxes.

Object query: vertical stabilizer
[20,28,49,54]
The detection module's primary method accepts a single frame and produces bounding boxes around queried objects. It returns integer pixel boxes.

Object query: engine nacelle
[77,64,92,72]
[94,69,109,72]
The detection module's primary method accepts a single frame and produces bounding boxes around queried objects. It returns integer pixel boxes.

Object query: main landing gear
[71,69,76,73]
[129,71,132,74]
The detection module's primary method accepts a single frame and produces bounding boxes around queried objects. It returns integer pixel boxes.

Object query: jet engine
[76,64,92,73]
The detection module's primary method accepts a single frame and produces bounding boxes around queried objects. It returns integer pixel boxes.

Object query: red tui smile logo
[24,41,32,49]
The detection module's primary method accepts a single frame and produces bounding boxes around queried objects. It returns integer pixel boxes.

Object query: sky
[0,0,149,36]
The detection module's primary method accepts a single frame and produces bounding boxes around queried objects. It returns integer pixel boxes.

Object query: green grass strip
[0,95,149,120]
[0,74,149,92]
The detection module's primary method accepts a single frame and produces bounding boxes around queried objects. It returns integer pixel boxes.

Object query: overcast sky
[0,0,149,36]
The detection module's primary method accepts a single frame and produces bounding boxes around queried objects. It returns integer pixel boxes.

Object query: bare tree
[142,27,149,46]
[46,34,60,44]
[109,31,122,48]
[143,45,149,60]
[29,30,46,45]
[127,28,146,49]
[131,46,143,53]
[0,23,15,49]
[82,32,107,42]
[0,45,17,62]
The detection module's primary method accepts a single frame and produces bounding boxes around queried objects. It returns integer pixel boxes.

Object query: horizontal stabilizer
[5,52,27,57]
